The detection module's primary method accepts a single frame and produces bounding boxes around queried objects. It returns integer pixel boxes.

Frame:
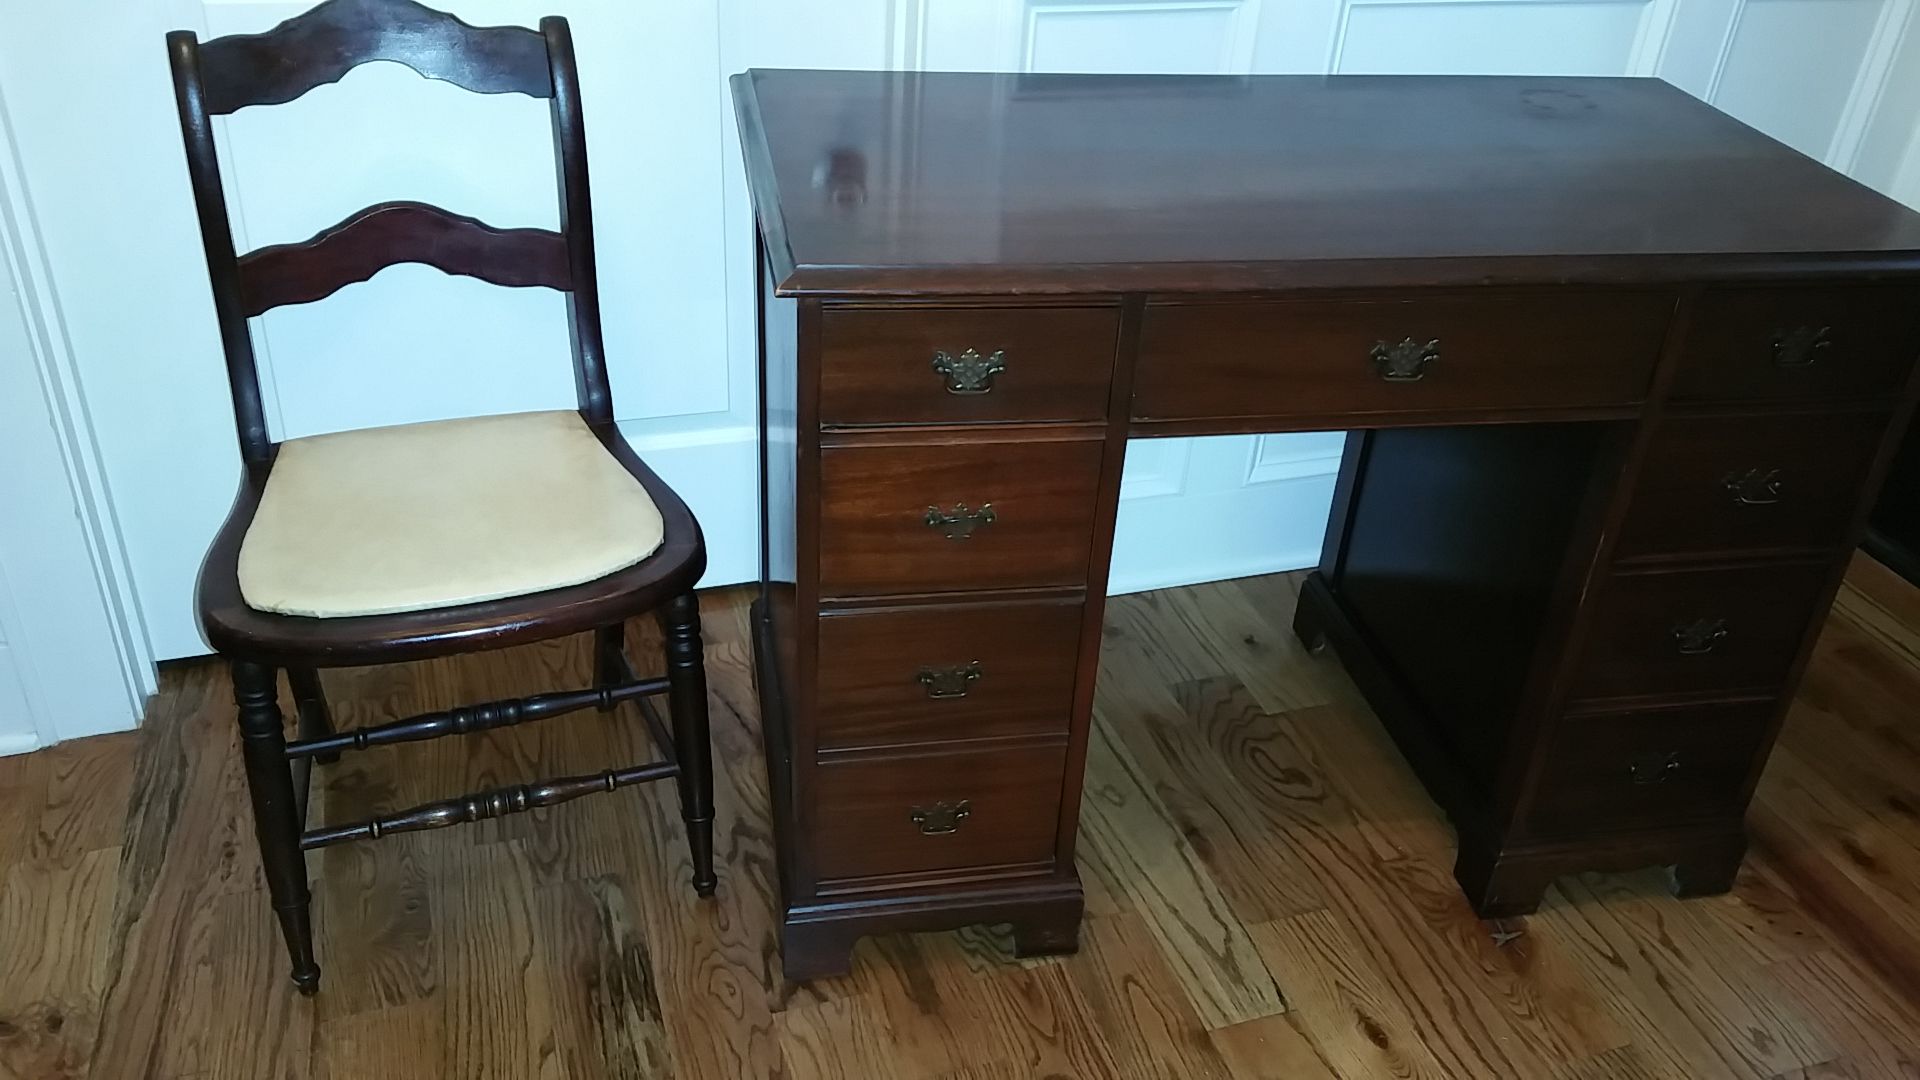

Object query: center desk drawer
[817,599,1082,751]
[818,436,1105,596]
[820,305,1120,425]
[813,744,1067,883]
[1132,291,1671,422]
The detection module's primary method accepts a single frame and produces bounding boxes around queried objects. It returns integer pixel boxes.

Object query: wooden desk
[732,69,1920,981]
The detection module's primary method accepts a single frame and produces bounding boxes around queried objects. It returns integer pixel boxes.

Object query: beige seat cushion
[238,410,664,618]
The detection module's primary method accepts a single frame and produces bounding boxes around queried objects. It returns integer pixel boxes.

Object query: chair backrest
[167,0,610,467]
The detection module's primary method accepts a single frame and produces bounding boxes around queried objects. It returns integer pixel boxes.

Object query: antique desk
[733,69,1920,980]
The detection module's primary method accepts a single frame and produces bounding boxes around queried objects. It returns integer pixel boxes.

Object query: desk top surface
[733,69,1920,295]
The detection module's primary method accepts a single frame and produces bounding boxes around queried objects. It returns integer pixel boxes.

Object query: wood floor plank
[313,999,444,1080]
[1206,1011,1338,1080]
[531,874,673,1080]
[1549,872,1837,1077]
[1767,949,1920,1078]
[1248,909,1451,1080]
[1181,679,1407,866]
[1078,722,1288,1030]
[437,840,558,1080]
[0,846,120,1080]
[3,560,1920,1078]
[90,665,270,1079]
[31,734,136,865]
[1058,914,1237,1080]
[1093,658,1326,923]
[775,993,892,1080]
[0,747,49,875]
[916,930,1125,1080]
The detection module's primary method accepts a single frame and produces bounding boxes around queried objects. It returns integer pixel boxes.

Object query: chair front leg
[287,667,339,764]
[659,594,717,897]
[233,659,321,994]
[594,622,627,711]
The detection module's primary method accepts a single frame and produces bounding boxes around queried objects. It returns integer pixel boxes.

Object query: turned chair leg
[287,667,339,765]
[594,622,626,711]
[659,594,717,897]
[233,660,322,994]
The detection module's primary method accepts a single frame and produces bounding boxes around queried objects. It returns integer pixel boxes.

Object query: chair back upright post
[163,0,615,469]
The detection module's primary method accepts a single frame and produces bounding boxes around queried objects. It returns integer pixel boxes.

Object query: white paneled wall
[0,0,1918,747]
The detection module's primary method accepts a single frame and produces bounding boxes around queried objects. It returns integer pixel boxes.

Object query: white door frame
[0,80,157,748]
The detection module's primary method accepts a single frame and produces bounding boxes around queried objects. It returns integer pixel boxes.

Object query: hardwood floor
[4,559,1920,1078]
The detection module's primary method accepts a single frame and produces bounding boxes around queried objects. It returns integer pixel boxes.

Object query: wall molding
[0,82,157,718]
[1245,433,1345,486]
[1827,0,1918,170]
[1021,0,1262,73]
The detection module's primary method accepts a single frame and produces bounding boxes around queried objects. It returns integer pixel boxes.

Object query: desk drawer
[1671,286,1920,403]
[1526,701,1773,838]
[818,436,1104,596]
[812,744,1066,882]
[816,598,1082,751]
[819,305,1120,426]
[1131,291,1670,422]
[1615,411,1889,561]
[1569,563,1832,703]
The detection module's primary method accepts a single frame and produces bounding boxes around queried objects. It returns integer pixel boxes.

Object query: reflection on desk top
[731,69,1920,296]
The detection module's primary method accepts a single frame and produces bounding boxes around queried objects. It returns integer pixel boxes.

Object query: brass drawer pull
[1370,337,1440,382]
[917,661,982,699]
[911,799,971,835]
[1772,325,1832,369]
[1629,752,1681,785]
[932,348,1006,394]
[1672,618,1728,656]
[1722,467,1783,506]
[925,502,995,540]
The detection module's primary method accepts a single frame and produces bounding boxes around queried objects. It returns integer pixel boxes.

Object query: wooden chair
[167,0,715,995]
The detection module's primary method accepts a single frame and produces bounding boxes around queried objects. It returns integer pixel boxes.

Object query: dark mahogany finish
[1670,285,1920,403]
[812,744,1068,882]
[236,201,572,316]
[816,435,1105,595]
[1615,411,1892,561]
[171,0,714,995]
[820,305,1122,426]
[1133,291,1672,425]
[738,68,1920,981]
[815,598,1082,751]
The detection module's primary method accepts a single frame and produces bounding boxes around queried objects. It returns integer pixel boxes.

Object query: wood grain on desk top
[732,69,1920,294]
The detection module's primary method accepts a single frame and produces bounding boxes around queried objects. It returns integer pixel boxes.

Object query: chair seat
[237,410,664,618]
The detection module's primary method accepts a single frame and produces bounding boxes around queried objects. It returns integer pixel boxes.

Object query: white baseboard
[1107,546,1322,596]
[614,420,759,590]
[0,731,42,758]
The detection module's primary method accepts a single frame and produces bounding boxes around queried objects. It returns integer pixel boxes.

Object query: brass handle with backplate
[911,800,972,835]
[1629,752,1681,785]
[1723,467,1783,506]
[917,662,982,699]
[932,348,1007,394]
[1370,337,1440,382]
[1772,325,1832,369]
[1671,618,1728,656]
[925,503,995,540]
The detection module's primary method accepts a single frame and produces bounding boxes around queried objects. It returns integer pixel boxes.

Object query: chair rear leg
[233,660,322,994]
[287,667,339,765]
[659,594,717,897]
[594,622,626,711]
